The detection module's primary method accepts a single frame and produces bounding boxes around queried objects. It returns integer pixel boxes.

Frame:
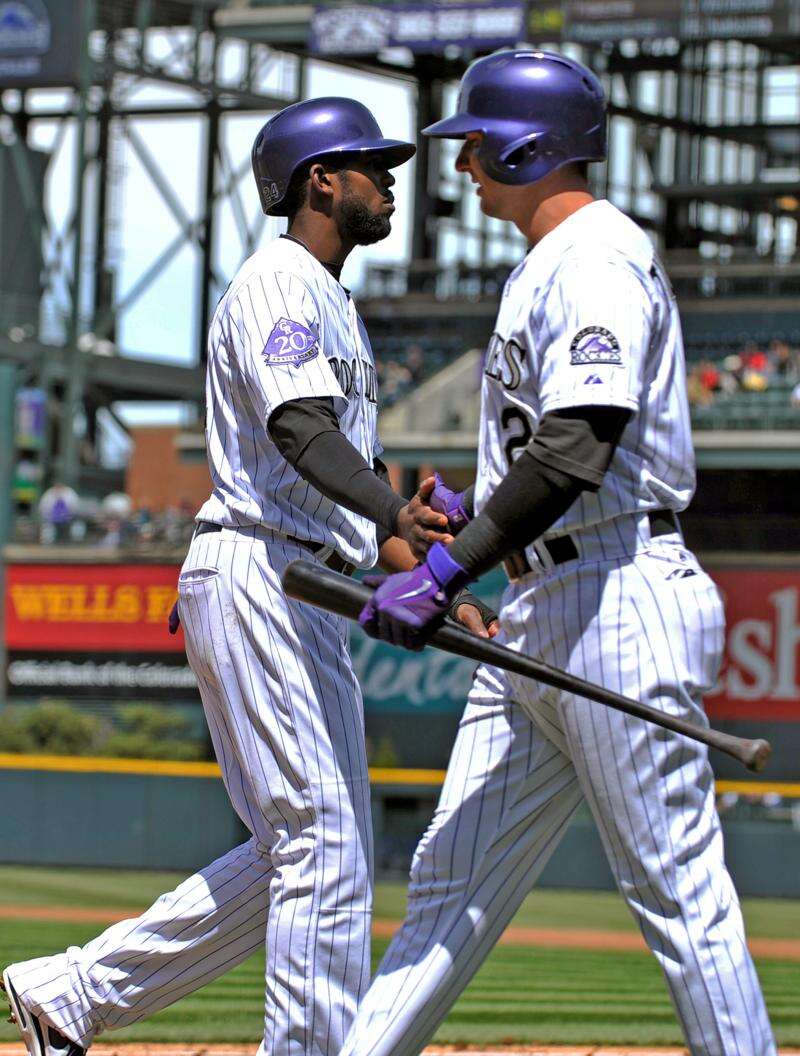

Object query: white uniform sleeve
[535,256,651,417]
[227,270,346,421]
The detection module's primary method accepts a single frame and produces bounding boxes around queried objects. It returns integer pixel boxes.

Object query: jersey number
[501,407,532,466]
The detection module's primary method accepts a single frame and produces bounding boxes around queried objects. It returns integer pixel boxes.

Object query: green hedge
[0,702,211,760]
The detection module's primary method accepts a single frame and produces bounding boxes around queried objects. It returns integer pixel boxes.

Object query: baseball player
[344,53,776,1056]
[1,97,496,1056]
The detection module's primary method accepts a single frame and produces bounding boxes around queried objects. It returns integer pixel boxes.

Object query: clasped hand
[362,476,498,649]
[394,476,453,561]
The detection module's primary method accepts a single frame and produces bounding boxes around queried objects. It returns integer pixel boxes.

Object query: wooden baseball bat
[282,559,772,774]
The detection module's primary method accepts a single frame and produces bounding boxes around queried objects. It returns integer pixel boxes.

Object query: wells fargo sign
[4,563,800,721]
[5,565,182,652]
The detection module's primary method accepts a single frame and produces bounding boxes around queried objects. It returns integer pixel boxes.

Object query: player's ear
[308,162,335,214]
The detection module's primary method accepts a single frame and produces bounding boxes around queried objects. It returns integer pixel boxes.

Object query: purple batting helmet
[424,50,606,186]
[252,96,416,216]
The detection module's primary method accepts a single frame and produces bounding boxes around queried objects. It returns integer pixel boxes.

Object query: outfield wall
[3,551,800,896]
[1,755,799,898]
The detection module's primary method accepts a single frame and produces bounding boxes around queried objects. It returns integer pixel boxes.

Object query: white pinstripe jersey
[474,200,695,537]
[197,236,382,568]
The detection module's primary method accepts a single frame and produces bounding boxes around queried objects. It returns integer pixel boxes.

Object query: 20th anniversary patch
[569,325,622,366]
[263,318,319,366]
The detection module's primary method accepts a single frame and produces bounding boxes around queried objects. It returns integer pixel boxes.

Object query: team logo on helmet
[263,318,319,366]
[569,326,621,366]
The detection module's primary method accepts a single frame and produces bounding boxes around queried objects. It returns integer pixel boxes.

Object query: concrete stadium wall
[1,759,799,898]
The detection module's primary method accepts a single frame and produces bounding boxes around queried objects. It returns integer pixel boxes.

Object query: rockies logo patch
[263,318,319,366]
[569,326,622,366]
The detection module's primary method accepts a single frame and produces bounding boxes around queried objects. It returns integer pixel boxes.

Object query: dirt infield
[1,1046,799,1056]
[5,905,800,962]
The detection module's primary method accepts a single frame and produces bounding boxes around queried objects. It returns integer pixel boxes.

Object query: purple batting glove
[168,600,181,635]
[358,543,470,651]
[430,472,470,533]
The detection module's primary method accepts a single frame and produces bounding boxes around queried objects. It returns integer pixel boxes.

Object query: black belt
[194,521,356,577]
[503,509,680,581]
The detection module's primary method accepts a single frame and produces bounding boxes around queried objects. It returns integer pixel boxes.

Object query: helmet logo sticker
[263,318,319,366]
[569,326,622,366]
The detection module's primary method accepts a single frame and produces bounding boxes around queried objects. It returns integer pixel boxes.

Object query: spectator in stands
[132,506,155,543]
[378,358,413,407]
[769,338,796,379]
[738,341,769,392]
[698,359,721,394]
[722,354,743,392]
[742,340,770,376]
[405,343,424,384]
[741,367,769,392]
[29,493,196,549]
[161,502,194,546]
[38,482,79,544]
[99,516,124,549]
[686,364,714,406]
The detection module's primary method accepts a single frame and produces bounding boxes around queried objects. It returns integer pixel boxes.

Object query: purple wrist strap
[431,472,471,533]
[426,542,471,596]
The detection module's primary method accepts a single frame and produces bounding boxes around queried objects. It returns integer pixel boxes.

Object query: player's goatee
[339,191,392,245]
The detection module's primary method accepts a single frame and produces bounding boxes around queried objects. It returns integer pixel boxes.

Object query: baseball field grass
[0,866,798,1048]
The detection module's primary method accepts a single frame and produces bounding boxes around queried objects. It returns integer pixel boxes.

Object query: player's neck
[515,173,595,248]
[287,216,353,271]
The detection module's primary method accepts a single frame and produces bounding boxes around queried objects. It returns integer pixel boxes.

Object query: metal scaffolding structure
[428,36,800,278]
[0,0,301,496]
[1,0,799,503]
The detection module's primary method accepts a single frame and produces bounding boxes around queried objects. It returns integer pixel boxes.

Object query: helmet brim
[330,138,416,167]
[422,114,482,139]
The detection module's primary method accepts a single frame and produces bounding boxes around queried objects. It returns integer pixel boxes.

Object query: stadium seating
[691,377,800,431]
[373,333,467,407]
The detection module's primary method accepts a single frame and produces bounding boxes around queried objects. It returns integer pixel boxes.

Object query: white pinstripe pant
[7,529,373,1056]
[340,534,776,1056]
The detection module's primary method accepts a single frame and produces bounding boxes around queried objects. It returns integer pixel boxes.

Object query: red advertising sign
[706,569,800,722]
[3,563,800,721]
[5,564,182,652]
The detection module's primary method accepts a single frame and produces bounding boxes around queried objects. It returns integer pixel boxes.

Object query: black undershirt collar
[280,233,346,287]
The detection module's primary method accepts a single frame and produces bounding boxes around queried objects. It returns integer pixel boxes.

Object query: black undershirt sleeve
[268,396,340,462]
[372,457,396,548]
[448,405,631,579]
[268,397,406,537]
[462,484,475,520]
[529,406,630,487]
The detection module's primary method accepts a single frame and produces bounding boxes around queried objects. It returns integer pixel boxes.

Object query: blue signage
[0,0,84,87]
